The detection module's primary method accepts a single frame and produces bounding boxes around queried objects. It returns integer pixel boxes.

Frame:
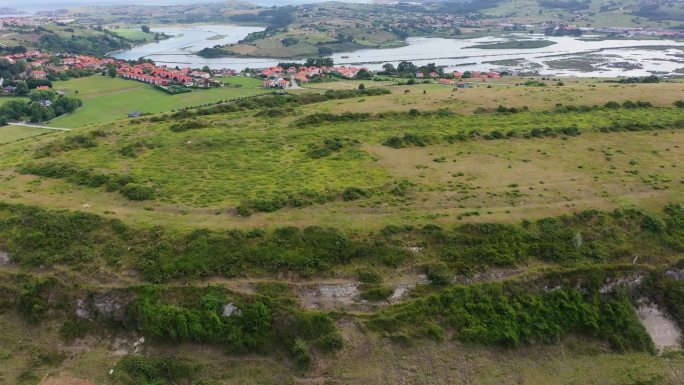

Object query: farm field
[48,75,271,128]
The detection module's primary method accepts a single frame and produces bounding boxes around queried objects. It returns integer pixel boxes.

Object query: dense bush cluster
[18,162,155,201]
[135,225,407,281]
[126,285,343,361]
[369,280,654,352]
[117,355,200,385]
[130,286,273,351]
[294,112,371,127]
[383,133,432,148]
[307,137,359,159]
[236,189,336,216]
[169,120,208,132]
[35,130,105,158]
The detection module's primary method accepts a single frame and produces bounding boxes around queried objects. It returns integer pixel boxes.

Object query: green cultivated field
[48,75,271,128]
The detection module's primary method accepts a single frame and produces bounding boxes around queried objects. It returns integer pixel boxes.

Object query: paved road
[10,122,71,132]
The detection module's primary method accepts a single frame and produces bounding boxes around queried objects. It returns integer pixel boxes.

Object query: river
[110,25,684,77]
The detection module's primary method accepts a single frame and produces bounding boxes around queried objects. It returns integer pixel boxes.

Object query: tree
[29,89,57,102]
[358,83,365,90]
[397,61,416,75]
[355,69,371,79]
[382,63,396,74]
[108,64,117,78]
[141,25,150,33]
[15,81,29,95]
[0,116,7,126]
[202,65,211,73]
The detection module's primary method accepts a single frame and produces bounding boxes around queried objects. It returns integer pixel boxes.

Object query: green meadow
[48,75,271,128]
[0,125,57,144]
[0,74,683,385]
[111,28,158,42]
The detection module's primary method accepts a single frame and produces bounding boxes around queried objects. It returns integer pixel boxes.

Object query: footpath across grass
[48,75,270,128]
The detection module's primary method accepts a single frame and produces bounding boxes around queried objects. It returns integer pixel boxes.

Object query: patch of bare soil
[636,301,682,353]
[39,373,94,385]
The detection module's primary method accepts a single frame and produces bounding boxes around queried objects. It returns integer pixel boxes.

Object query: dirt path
[11,122,72,132]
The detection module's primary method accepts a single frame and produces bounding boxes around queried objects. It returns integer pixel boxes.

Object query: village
[1,47,506,96]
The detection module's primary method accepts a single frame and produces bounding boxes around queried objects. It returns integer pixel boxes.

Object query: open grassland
[110,28,157,42]
[0,75,683,384]
[47,76,270,128]
[299,78,684,115]
[0,125,57,145]
[0,79,682,230]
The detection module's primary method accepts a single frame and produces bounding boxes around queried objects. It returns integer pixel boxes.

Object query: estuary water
[111,25,684,77]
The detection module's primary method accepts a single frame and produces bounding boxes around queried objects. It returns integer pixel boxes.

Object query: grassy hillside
[48,76,270,128]
[110,28,159,43]
[0,77,683,385]
[0,125,56,145]
[0,23,131,56]
[0,79,678,229]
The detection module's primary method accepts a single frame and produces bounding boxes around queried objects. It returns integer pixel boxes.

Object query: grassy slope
[47,76,270,128]
[111,28,157,42]
[1,309,681,385]
[0,78,683,385]
[485,0,677,27]
[0,79,682,230]
[0,125,57,145]
[301,79,684,115]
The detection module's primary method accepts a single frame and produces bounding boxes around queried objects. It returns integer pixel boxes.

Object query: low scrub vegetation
[17,162,155,201]
[1,202,682,282]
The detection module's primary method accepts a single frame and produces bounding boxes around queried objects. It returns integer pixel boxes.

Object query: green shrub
[342,187,370,201]
[169,120,207,132]
[425,262,451,286]
[357,267,382,284]
[369,280,654,352]
[117,355,200,385]
[121,183,156,201]
[291,338,311,367]
[361,285,394,301]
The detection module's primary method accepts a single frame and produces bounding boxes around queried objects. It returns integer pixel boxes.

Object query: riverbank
[110,27,684,77]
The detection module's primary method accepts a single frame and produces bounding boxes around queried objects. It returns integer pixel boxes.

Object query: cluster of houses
[1,51,120,93]
[428,70,502,89]
[259,65,368,89]
[116,63,216,88]
[0,16,74,28]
